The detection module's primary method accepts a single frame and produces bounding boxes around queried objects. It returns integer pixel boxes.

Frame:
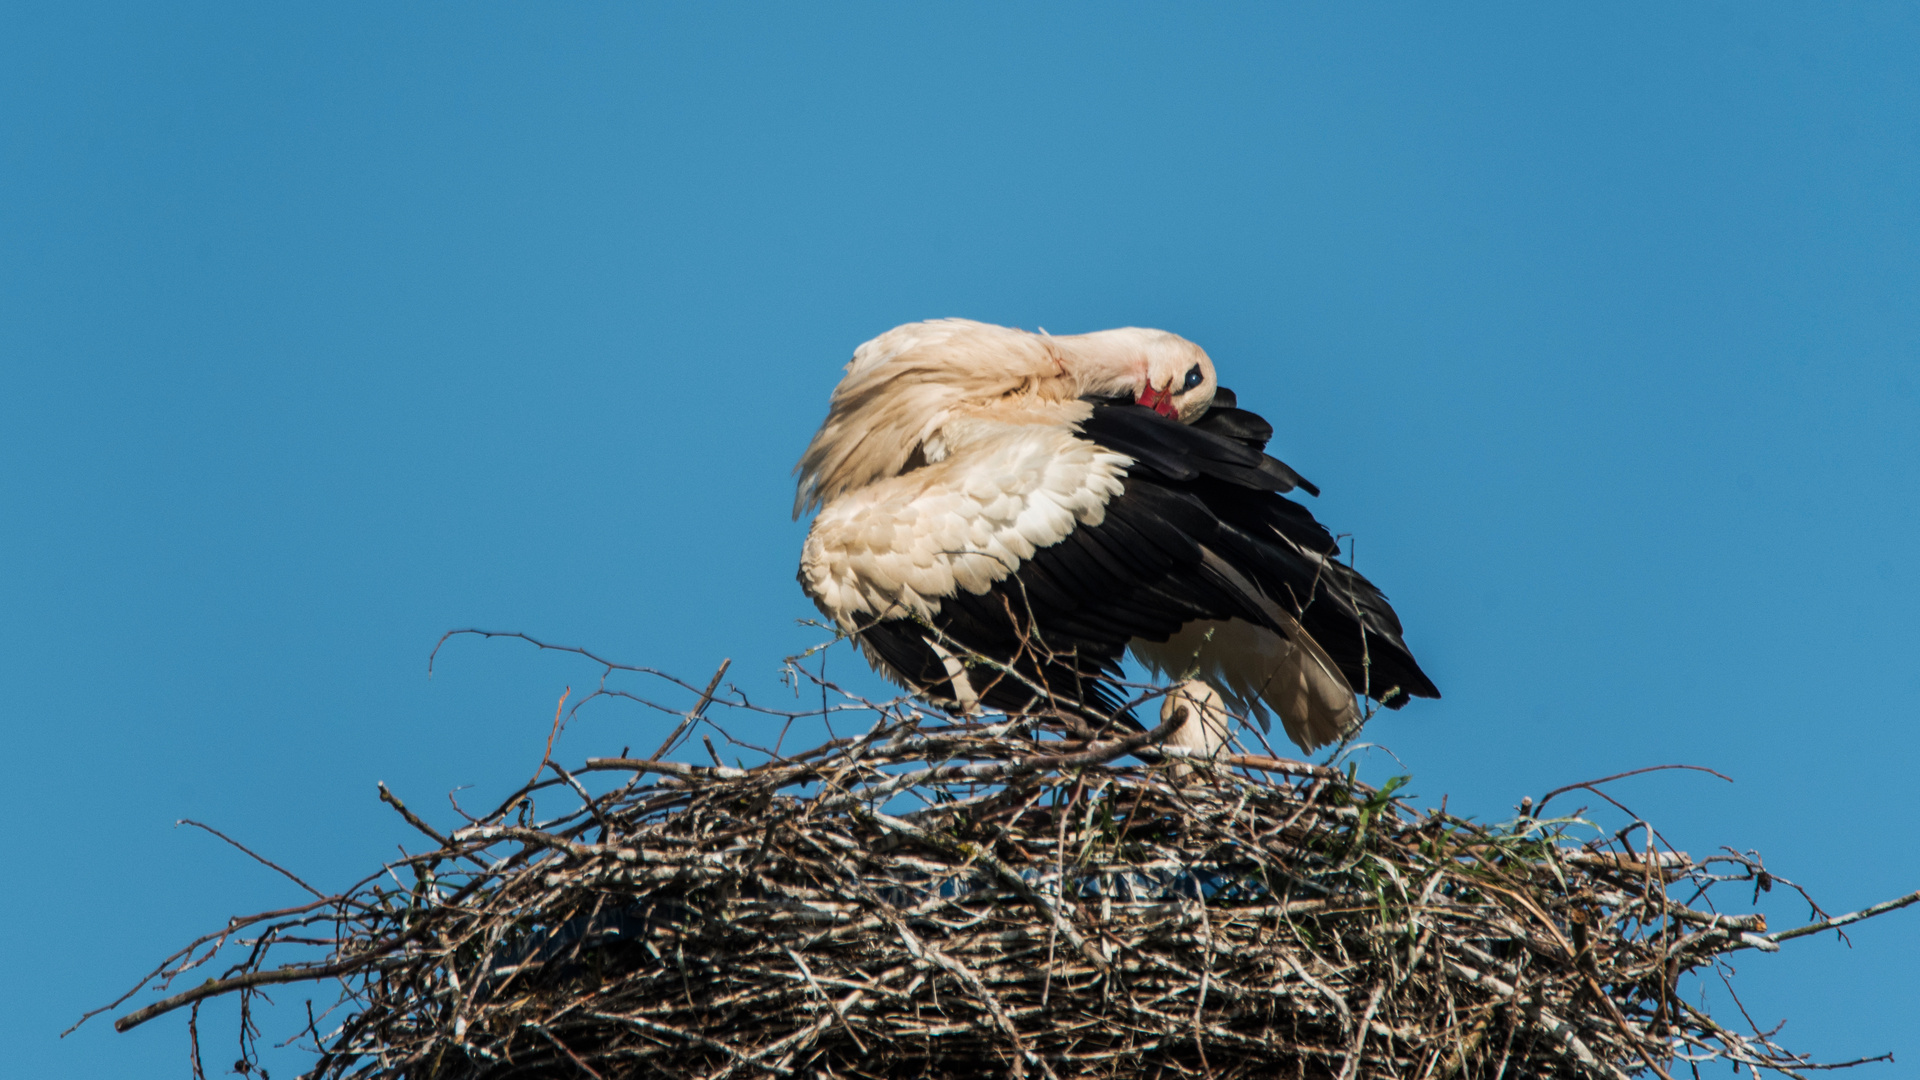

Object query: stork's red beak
[1137,381,1180,419]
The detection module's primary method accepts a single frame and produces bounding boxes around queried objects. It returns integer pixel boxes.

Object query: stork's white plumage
[795,318,1438,751]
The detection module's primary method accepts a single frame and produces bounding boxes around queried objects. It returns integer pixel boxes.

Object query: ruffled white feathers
[799,415,1131,629]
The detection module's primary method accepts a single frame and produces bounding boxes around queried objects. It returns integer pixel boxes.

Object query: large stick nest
[91,640,1914,1079]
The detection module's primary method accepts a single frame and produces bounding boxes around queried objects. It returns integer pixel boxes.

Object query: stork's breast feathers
[801,425,1131,630]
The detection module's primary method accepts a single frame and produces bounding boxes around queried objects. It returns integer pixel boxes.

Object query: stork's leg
[1160,679,1233,780]
[923,639,980,715]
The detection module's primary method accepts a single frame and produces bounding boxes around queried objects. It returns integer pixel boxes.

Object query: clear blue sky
[5,5,1917,1076]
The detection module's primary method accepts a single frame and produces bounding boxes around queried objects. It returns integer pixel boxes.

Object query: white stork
[794,318,1439,751]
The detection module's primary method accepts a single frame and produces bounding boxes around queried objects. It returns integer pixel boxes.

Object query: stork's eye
[1181,364,1204,392]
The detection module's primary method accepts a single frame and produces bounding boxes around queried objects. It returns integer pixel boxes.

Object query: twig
[177,820,326,901]
[1533,765,1733,817]
[1761,889,1920,946]
[648,658,732,762]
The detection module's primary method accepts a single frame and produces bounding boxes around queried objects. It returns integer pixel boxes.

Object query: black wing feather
[855,399,1438,719]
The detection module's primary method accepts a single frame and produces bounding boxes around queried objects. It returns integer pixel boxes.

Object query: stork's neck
[1044,332,1151,402]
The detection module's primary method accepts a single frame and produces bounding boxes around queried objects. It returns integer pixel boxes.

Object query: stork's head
[1049,326,1218,423]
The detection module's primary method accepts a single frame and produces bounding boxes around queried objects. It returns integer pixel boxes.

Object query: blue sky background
[5,5,1917,1076]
